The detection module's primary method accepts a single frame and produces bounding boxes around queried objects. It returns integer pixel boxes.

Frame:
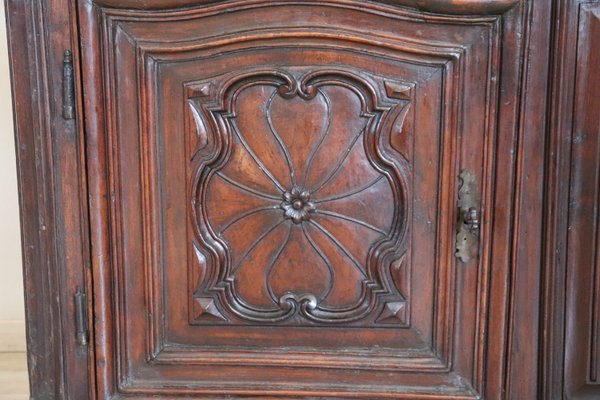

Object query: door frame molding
[4,0,92,398]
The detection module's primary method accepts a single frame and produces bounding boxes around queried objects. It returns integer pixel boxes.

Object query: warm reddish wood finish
[4,0,92,398]
[4,0,594,399]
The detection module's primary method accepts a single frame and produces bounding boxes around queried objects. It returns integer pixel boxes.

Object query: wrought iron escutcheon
[455,170,481,263]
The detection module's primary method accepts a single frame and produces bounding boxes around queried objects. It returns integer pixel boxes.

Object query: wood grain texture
[384,0,519,14]
[3,0,569,399]
[540,1,576,397]
[540,2,600,399]
[499,0,552,398]
[559,2,600,399]
[75,0,519,398]
[4,0,92,399]
[87,0,519,14]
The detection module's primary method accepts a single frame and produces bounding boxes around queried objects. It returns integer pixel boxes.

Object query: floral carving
[281,188,315,224]
[190,70,410,324]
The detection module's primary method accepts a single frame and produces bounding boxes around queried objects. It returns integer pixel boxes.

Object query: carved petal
[268,89,329,186]
[268,226,332,302]
[303,223,363,308]
[234,221,291,307]
[318,177,395,234]
[304,86,367,190]
[234,86,293,190]
[206,174,278,233]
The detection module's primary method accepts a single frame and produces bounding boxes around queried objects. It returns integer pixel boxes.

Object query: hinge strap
[74,288,88,346]
[62,50,75,120]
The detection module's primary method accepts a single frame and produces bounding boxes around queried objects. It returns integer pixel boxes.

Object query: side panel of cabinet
[564,2,600,399]
[542,1,600,399]
[4,0,93,398]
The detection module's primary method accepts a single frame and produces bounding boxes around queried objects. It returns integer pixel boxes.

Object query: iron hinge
[62,50,75,120]
[74,287,88,346]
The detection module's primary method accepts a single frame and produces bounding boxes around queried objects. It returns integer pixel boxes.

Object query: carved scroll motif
[188,69,413,324]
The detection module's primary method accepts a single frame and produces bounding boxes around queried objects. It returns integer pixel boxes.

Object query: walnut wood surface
[190,69,409,324]
[88,0,519,14]
[4,0,92,398]
[541,1,600,399]
[3,0,589,399]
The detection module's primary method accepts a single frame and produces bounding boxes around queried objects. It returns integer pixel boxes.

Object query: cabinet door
[78,1,519,398]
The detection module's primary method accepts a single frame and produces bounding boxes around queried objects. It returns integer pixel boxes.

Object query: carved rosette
[281,187,315,224]
[188,69,411,324]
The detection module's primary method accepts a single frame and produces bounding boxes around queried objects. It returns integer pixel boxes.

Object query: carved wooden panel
[187,70,410,325]
[564,2,600,398]
[76,0,517,398]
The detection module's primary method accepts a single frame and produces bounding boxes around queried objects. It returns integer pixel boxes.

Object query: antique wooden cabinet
[5,0,597,398]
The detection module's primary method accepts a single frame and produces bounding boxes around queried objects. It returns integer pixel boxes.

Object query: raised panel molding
[187,69,410,325]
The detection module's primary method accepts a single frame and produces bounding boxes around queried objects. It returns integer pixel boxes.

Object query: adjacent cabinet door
[76,0,527,398]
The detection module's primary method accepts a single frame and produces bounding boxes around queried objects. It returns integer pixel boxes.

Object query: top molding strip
[91,0,520,15]
[391,0,519,14]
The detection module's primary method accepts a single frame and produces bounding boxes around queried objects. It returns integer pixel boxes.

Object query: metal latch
[455,170,481,263]
[62,50,75,120]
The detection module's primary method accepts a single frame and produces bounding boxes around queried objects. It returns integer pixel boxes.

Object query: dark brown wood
[541,1,600,399]
[4,0,92,399]
[4,0,592,399]
[79,1,499,397]
[84,0,519,14]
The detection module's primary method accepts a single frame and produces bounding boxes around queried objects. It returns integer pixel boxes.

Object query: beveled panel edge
[152,345,447,372]
[142,46,457,369]
[116,378,479,400]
